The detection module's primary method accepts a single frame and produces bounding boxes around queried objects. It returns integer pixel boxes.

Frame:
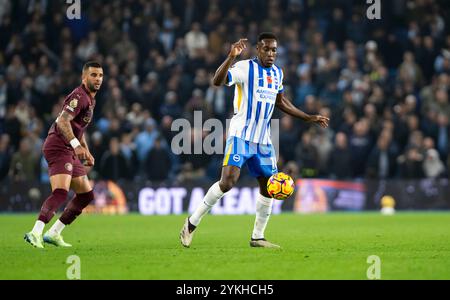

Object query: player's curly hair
[258,32,278,42]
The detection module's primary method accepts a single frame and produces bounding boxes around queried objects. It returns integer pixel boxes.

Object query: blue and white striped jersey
[225,58,284,145]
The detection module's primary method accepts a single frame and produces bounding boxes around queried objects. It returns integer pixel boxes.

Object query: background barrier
[1,178,449,214]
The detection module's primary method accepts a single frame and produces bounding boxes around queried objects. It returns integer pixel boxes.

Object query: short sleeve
[225,60,248,86]
[62,92,86,117]
[277,67,284,94]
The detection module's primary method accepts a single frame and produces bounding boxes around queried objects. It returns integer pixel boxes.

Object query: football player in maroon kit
[25,61,103,248]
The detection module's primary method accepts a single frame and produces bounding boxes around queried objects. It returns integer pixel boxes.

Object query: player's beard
[87,81,99,92]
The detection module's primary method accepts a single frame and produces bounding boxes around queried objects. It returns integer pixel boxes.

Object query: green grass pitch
[1,213,450,279]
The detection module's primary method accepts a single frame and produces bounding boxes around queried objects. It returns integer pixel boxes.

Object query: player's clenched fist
[229,39,248,58]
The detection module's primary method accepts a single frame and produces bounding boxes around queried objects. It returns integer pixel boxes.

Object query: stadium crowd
[0,0,449,185]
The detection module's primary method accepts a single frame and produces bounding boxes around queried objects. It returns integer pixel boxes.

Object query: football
[267,172,295,200]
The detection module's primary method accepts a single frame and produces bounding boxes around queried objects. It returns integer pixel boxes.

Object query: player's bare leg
[25,174,71,248]
[249,177,280,249]
[44,175,94,247]
[180,166,240,247]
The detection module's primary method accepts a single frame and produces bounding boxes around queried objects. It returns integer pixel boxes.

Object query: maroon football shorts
[43,147,86,178]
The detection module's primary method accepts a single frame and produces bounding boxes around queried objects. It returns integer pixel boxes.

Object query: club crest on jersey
[69,99,78,108]
[267,76,273,84]
[65,163,73,172]
[233,154,240,162]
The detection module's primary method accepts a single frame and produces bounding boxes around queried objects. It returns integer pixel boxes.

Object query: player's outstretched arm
[56,111,89,160]
[275,93,329,128]
[212,38,247,86]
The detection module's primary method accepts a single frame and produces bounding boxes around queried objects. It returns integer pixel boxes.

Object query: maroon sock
[59,190,94,225]
[38,189,68,224]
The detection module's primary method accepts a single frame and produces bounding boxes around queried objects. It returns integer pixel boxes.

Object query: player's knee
[219,176,238,192]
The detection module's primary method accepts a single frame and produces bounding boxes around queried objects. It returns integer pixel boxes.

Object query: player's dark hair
[82,61,102,72]
[258,32,278,42]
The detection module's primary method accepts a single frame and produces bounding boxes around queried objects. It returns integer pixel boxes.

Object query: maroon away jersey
[44,85,95,150]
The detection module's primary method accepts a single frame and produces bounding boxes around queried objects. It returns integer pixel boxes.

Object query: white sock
[190,182,224,226]
[48,219,66,235]
[31,220,45,235]
[252,194,274,240]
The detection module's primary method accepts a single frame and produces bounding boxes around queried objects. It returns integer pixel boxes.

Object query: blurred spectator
[423,148,446,178]
[282,160,300,181]
[398,147,425,178]
[120,133,138,177]
[141,72,163,120]
[99,137,131,181]
[177,128,211,182]
[145,137,172,181]
[0,0,11,24]
[311,115,333,175]
[295,72,316,107]
[3,105,21,151]
[89,131,107,176]
[436,113,449,161]
[349,119,373,177]
[329,132,352,179]
[160,91,183,119]
[326,8,346,48]
[0,75,6,120]
[279,115,298,162]
[8,137,38,182]
[295,131,319,178]
[134,118,159,163]
[398,51,423,85]
[366,131,397,179]
[160,115,177,143]
[0,134,11,181]
[185,89,210,118]
[185,22,208,59]
[205,84,228,121]
[76,32,99,61]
